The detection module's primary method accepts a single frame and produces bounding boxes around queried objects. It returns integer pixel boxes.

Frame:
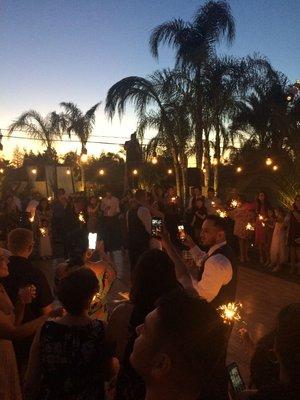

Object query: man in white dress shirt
[162,215,237,308]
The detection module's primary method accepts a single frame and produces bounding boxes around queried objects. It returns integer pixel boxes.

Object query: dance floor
[40,259,300,385]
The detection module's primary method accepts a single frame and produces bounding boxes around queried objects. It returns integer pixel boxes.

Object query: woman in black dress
[25,268,116,399]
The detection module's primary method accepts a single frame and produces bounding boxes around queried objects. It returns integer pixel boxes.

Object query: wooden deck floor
[227,266,300,382]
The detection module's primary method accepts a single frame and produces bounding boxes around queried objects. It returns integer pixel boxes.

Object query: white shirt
[189,241,232,302]
[101,196,120,217]
[137,206,162,250]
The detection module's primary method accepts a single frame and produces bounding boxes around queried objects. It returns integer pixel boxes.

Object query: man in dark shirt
[3,228,54,374]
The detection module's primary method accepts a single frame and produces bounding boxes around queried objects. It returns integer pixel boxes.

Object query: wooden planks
[227,266,300,383]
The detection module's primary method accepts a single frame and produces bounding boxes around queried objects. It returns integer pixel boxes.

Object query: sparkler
[78,212,86,224]
[217,302,243,325]
[258,214,264,221]
[216,209,228,218]
[39,227,47,237]
[246,222,255,231]
[29,216,35,223]
[230,200,238,208]
[171,196,176,203]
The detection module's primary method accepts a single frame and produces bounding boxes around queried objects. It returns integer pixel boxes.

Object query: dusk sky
[0,0,299,160]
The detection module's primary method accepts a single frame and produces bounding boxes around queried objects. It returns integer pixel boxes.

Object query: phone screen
[227,363,246,394]
[151,217,162,238]
[88,232,98,250]
[177,225,186,241]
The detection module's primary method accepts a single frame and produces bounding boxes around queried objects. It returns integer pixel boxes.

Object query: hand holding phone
[151,217,163,238]
[88,232,98,250]
[177,224,186,242]
[227,362,246,394]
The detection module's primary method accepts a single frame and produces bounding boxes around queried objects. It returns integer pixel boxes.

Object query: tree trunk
[180,153,188,208]
[80,164,86,192]
[213,124,221,194]
[171,148,181,198]
[194,68,204,184]
[204,128,211,189]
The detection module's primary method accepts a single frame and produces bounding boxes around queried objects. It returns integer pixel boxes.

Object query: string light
[47,196,52,202]
[167,169,173,175]
[31,168,37,175]
[151,153,158,165]
[66,169,71,175]
[132,169,138,176]
[266,157,273,166]
[212,158,218,166]
[99,169,105,176]
[217,302,243,325]
[236,166,242,173]
[272,165,279,171]
[0,168,4,174]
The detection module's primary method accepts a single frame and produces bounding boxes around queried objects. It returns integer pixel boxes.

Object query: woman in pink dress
[255,191,272,264]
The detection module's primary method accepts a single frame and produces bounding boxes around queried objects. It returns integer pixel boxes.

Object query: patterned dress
[38,319,106,399]
[0,286,22,400]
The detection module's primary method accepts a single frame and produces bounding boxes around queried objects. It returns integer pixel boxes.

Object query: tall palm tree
[60,102,101,191]
[8,110,62,154]
[149,0,235,180]
[105,69,191,198]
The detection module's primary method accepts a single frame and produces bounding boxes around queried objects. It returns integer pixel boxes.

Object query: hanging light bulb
[272,165,279,171]
[266,157,273,166]
[151,153,158,165]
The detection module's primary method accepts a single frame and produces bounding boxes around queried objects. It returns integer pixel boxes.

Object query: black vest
[198,244,237,309]
[127,206,150,250]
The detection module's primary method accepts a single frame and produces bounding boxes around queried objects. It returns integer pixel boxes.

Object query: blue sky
[0,0,299,159]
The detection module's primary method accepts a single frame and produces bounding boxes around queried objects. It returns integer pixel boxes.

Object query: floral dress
[38,319,106,400]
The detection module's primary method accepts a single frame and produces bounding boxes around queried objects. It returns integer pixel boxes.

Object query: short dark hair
[205,214,227,232]
[276,303,300,383]
[8,228,33,254]
[156,290,226,395]
[57,268,99,315]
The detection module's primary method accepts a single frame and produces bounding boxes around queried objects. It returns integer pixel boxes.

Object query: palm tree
[105,69,191,198]
[60,102,101,191]
[8,110,62,154]
[149,0,235,181]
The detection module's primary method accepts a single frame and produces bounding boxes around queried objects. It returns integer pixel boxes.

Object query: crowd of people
[0,184,299,400]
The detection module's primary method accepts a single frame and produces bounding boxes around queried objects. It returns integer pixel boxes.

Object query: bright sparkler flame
[78,212,86,223]
[29,216,35,223]
[217,302,242,325]
[258,214,264,221]
[216,209,228,218]
[246,223,255,231]
[39,227,47,237]
[231,200,238,208]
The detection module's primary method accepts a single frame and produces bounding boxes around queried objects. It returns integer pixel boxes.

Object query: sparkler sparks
[216,209,228,218]
[230,200,238,208]
[246,223,255,231]
[39,227,47,237]
[78,212,86,223]
[29,216,35,223]
[217,302,242,325]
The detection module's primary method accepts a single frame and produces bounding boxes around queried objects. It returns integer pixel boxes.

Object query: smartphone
[177,224,186,242]
[227,362,246,394]
[88,232,98,250]
[151,217,163,238]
